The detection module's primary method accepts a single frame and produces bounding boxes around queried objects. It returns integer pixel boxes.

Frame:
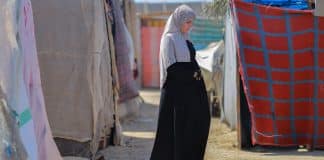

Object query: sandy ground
[87,89,324,160]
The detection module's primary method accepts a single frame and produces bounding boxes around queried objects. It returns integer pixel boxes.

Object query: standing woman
[150,5,211,160]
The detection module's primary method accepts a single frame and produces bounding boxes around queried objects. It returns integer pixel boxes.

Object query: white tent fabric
[223,10,238,130]
[0,0,62,159]
[196,41,225,73]
[196,41,225,115]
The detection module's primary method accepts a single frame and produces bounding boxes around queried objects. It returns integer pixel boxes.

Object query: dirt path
[102,89,324,160]
[102,89,158,160]
[205,118,324,160]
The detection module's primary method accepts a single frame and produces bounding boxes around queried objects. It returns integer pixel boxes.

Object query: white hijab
[159,5,196,88]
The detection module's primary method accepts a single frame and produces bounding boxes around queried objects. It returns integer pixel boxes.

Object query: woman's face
[180,20,193,33]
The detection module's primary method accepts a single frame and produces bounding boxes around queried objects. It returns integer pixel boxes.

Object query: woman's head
[163,5,196,35]
[181,19,193,33]
[173,5,195,33]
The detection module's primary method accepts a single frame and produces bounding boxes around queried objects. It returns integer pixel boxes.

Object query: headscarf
[159,5,196,88]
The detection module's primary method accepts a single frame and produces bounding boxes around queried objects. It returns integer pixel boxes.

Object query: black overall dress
[150,40,211,160]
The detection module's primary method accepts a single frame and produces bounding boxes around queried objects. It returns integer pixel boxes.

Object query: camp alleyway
[62,89,324,160]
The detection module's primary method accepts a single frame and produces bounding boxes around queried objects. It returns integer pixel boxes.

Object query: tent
[222,9,239,130]
[196,41,226,120]
[233,0,324,148]
[0,0,62,159]
[31,0,121,158]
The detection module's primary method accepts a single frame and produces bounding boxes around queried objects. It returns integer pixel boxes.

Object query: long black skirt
[150,63,211,160]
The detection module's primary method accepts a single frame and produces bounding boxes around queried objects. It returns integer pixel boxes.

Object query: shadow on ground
[103,90,160,160]
[102,89,324,160]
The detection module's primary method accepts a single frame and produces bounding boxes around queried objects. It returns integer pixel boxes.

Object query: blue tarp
[243,0,309,10]
[190,19,224,50]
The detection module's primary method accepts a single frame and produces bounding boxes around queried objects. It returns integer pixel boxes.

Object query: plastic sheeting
[0,2,38,156]
[31,0,119,156]
[20,1,62,159]
[190,19,224,50]
[0,0,62,159]
[196,41,224,96]
[196,41,225,73]
[0,87,27,160]
[196,41,226,126]
[243,0,309,10]
[223,10,238,130]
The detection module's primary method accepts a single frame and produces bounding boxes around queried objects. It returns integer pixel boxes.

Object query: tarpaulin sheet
[233,0,324,146]
[0,87,27,160]
[0,2,37,159]
[196,41,224,73]
[223,10,238,130]
[190,19,224,50]
[243,0,308,10]
[196,41,224,100]
[31,0,119,156]
[196,41,227,128]
[109,0,139,101]
[0,0,62,159]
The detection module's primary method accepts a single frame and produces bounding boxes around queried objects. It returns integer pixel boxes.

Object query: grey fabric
[315,0,324,16]
[31,0,119,156]
[159,5,196,88]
